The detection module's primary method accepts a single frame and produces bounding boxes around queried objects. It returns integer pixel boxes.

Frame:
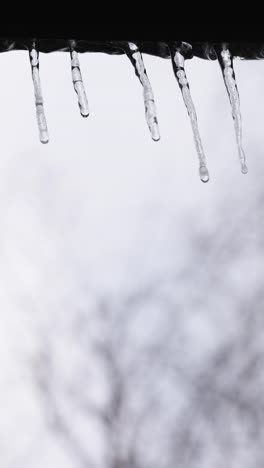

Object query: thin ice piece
[218,46,248,174]
[69,41,89,117]
[127,42,160,141]
[29,45,49,144]
[171,48,209,182]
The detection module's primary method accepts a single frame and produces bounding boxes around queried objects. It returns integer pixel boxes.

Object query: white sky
[0,49,264,466]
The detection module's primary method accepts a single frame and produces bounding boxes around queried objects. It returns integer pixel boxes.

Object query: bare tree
[28,156,264,468]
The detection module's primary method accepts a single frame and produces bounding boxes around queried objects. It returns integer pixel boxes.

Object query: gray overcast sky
[0,49,264,466]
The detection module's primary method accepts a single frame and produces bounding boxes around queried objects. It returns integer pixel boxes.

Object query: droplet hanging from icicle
[170,43,209,183]
[29,43,49,144]
[217,44,248,174]
[69,40,89,117]
[126,42,160,141]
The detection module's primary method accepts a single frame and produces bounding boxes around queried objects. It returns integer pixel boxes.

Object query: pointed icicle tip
[127,42,160,142]
[150,117,160,142]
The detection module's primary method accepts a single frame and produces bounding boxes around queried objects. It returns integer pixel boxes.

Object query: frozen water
[70,41,89,118]
[199,165,210,183]
[29,46,49,144]
[127,42,160,141]
[172,49,209,183]
[219,46,248,174]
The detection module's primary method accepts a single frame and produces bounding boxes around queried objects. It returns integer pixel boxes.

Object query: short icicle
[170,45,209,183]
[69,40,89,117]
[218,44,248,174]
[127,42,160,141]
[29,43,49,144]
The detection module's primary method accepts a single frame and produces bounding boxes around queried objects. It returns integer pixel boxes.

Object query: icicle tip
[241,162,248,174]
[80,110,90,118]
[151,123,160,142]
[199,165,210,183]
[40,134,49,144]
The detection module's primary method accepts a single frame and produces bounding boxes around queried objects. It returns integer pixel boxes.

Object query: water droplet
[199,165,210,183]
[241,162,248,174]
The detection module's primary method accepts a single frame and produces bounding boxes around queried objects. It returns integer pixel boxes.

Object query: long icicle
[69,40,89,117]
[29,43,49,144]
[127,42,160,141]
[170,45,209,183]
[218,44,248,174]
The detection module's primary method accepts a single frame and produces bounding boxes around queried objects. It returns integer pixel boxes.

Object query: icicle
[69,41,89,117]
[218,45,248,174]
[127,42,160,141]
[170,46,209,183]
[29,44,49,144]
